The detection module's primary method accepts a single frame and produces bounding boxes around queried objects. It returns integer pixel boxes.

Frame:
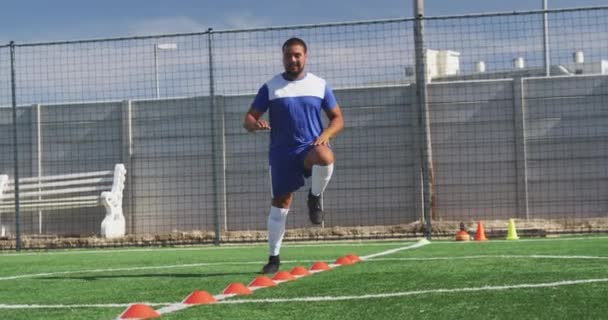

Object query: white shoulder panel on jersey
[266,73,326,101]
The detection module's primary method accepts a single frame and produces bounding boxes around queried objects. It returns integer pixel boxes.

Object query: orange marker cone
[345,254,361,263]
[119,303,160,319]
[474,221,487,241]
[455,222,471,241]
[290,266,310,276]
[335,256,354,265]
[310,261,331,271]
[248,276,277,288]
[182,290,216,305]
[272,271,296,281]
[455,230,470,241]
[222,283,253,295]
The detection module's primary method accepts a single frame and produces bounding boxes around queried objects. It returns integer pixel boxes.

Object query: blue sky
[0,0,606,43]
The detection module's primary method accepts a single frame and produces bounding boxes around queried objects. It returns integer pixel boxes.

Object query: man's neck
[282,72,306,81]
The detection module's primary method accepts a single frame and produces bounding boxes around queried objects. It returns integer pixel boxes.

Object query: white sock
[267,206,289,256]
[311,163,334,196]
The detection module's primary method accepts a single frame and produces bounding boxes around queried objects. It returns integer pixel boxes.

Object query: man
[243,37,344,274]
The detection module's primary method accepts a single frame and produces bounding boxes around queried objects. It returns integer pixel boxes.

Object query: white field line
[438,236,608,244]
[222,278,608,304]
[361,238,430,260]
[2,235,607,257]
[368,255,608,261]
[0,241,420,257]
[2,278,607,310]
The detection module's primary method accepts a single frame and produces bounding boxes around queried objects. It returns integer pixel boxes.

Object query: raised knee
[321,156,333,165]
[316,146,334,165]
[318,152,334,166]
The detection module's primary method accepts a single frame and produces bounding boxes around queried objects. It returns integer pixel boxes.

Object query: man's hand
[253,119,271,131]
[244,109,270,132]
[312,132,331,146]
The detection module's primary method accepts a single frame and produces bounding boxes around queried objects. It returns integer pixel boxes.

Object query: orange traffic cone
[474,221,487,241]
[182,291,216,305]
[119,303,160,319]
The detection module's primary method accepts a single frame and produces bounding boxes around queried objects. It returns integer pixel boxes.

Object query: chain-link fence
[1,6,607,250]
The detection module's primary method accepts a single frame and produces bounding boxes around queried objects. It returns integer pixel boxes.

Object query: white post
[542,0,550,76]
[154,43,177,99]
[0,175,7,235]
[35,104,42,234]
[154,44,159,99]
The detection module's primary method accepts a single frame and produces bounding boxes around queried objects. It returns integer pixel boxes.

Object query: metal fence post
[9,41,21,251]
[413,0,434,240]
[512,78,530,220]
[207,28,224,246]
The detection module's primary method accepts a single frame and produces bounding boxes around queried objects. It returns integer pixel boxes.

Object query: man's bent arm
[314,105,344,145]
[243,108,270,132]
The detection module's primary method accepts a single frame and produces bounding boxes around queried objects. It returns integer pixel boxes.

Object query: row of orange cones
[455,219,519,241]
[119,253,362,319]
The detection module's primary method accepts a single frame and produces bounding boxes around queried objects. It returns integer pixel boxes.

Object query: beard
[284,64,304,78]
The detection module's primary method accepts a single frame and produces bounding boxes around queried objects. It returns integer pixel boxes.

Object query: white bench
[0,164,127,238]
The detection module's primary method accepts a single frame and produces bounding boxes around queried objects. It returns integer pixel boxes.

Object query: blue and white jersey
[252,72,338,156]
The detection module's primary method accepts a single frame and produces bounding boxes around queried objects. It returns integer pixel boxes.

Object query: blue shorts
[269,145,314,198]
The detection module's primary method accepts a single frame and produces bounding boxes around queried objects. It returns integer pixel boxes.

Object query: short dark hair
[282,37,307,53]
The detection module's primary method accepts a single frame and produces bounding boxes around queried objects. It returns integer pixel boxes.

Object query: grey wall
[1,75,607,236]
[428,80,518,219]
[427,75,608,220]
[128,97,216,234]
[524,76,608,218]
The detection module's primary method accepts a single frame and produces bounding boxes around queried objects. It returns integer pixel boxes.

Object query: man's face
[282,44,307,78]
